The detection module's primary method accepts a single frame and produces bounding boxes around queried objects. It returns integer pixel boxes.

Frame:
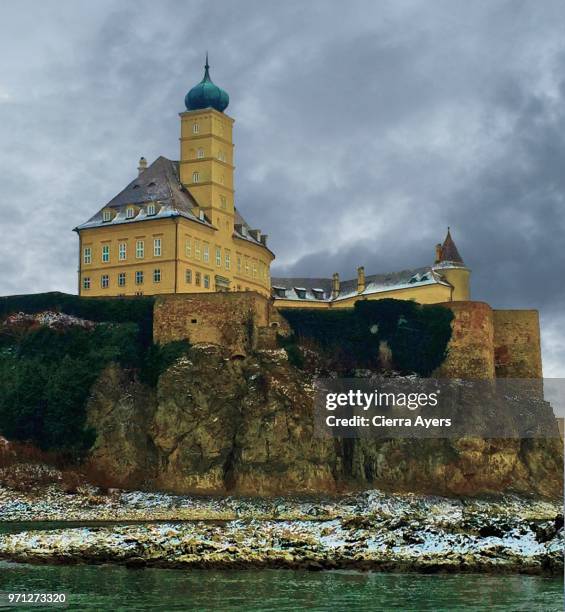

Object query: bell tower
[179,55,235,233]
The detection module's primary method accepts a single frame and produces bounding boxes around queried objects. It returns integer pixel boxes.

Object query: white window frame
[153,238,162,257]
[102,210,112,222]
[136,240,144,259]
[204,274,210,289]
[215,247,221,267]
[135,271,144,285]
[102,245,110,263]
[146,203,156,216]
[192,171,200,183]
[83,247,92,265]
[192,123,199,134]
[195,240,201,260]
[203,243,209,263]
[197,148,204,159]
[119,243,127,261]
[225,250,231,270]
[185,269,192,284]
[185,238,192,257]
[83,277,91,290]
[101,274,109,289]
[118,272,126,287]
[126,207,135,219]
[153,269,161,283]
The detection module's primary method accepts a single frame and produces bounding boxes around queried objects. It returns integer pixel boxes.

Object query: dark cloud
[0,0,563,374]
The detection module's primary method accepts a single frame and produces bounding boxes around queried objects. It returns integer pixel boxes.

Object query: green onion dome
[185,54,229,113]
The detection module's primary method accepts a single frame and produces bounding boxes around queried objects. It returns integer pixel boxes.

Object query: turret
[432,228,471,301]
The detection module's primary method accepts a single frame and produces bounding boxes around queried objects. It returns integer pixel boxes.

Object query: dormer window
[294,287,307,299]
[312,288,325,300]
[146,203,156,216]
[126,207,135,219]
[102,210,112,222]
[273,287,286,298]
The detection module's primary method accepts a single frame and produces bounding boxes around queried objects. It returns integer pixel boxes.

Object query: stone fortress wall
[153,292,543,379]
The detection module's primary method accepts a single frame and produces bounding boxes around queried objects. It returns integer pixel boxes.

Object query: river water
[0,561,563,611]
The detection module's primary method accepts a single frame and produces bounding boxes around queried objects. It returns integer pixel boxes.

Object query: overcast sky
[0,0,563,376]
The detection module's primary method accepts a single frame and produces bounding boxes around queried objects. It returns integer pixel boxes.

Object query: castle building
[74,58,469,308]
[75,56,273,298]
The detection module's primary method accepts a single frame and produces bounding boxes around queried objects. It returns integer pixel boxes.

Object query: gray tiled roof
[272,266,449,302]
[75,156,268,254]
[75,156,212,231]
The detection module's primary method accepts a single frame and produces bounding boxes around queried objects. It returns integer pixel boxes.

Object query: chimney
[138,157,148,175]
[331,272,340,299]
[435,243,443,264]
[357,266,366,293]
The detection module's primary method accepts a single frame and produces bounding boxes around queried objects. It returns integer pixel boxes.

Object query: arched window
[192,123,199,134]
[126,207,135,219]
[146,203,156,216]
[192,172,200,183]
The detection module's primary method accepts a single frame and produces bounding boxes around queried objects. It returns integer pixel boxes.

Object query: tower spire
[204,52,210,80]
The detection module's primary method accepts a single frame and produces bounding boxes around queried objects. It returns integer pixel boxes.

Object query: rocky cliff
[86,345,563,499]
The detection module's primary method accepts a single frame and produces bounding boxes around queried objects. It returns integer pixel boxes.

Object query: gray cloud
[0,0,563,375]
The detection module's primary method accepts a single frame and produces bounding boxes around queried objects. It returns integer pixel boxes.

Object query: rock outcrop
[86,346,563,498]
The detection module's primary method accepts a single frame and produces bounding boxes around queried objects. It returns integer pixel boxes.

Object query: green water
[0,561,562,611]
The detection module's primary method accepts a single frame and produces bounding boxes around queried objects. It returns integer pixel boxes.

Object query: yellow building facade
[75,58,470,309]
[75,59,273,298]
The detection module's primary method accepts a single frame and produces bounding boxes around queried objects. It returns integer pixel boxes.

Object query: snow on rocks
[0,485,562,573]
[2,311,96,329]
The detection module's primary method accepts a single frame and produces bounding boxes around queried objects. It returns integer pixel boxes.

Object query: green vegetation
[0,292,189,457]
[279,299,454,376]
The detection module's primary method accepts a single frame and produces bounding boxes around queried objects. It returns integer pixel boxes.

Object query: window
[102,245,110,263]
[192,122,199,134]
[252,262,257,278]
[102,210,112,222]
[192,171,200,183]
[185,238,192,257]
[119,242,127,260]
[203,243,209,263]
[225,249,231,270]
[135,271,144,285]
[245,258,250,275]
[185,269,192,284]
[295,288,307,299]
[195,271,201,286]
[101,275,109,289]
[215,247,221,267]
[197,148,204,159]
[147,203,156,216]
[83,277,91,290]
[126,207,135,219]
[136,240,144,259]
[220,195,227,210]
[153,269,161,283]
[273,287,286,298]
[118,272,126,287]
[195,240,201,260]
[204,274,210,289]
[237,255,242,273]
[83,247,92,265]
[154,238,162,257]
